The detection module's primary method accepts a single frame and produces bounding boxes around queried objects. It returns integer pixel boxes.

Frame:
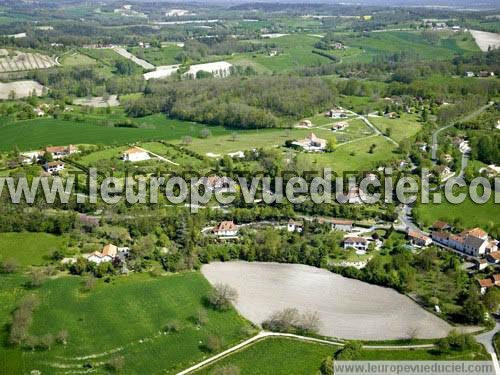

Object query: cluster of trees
[262,308,321,335]
[126,76,334,129]
[175,38,276,63]
[331,240,495,325]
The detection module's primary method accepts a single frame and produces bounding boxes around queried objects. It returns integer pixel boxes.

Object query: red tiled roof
[332,219,353,225]
[345,236,367,244]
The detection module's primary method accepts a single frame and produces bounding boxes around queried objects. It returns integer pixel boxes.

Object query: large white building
[122,147,150,162]
[292,133,327,152]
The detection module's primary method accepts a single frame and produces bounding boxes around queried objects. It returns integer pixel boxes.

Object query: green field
[11,272,254,374]
[0,115,231,151]
[369,114,422,143]
[129,46,182,66]
[175,127,331,155]
[342,31,480,63]
[231,34,333,72]
[0,233,67,267]
[60,52,98,67]
[197,337,488,374]
[299,135,398,173]
[414,187,498,229]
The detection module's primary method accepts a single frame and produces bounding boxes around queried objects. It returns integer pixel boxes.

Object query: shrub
[205,335,223,353]
[106,355,125,372]
[335,341,363,360]
[164,320,182,334]
[208,283,238,311]
[0,258,19,273]
[261,308,321,335]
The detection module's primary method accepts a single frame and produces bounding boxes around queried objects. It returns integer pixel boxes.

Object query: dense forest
[125,76,335,128]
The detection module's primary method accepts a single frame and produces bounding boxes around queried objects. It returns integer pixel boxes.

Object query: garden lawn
[0,232,67,267]
[24,272,254,374]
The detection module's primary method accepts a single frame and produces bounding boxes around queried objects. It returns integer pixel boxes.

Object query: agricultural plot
[0,51,57,73]
[129,45,182,66]
[232,34,333,72]
[470,29,500,52]
[73,95,120,107]
[342,31,480,62]
[60,52,97,67]
[0,114,229,151]
[0,232,67,267]
[19,272,253,374]
[0,80,45,100]
[112,47,155,70]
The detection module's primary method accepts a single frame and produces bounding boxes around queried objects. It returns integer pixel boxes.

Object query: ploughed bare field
[202,261,452,340]
[73,95,120,107]
[470,30,500,52]
[0,80,45,99]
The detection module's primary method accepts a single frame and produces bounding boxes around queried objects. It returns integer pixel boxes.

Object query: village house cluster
[19,144,78,174]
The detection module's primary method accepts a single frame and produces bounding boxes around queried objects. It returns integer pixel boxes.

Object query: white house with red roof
[122,147,150,162]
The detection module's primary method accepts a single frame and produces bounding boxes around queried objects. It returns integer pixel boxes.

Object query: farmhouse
[46,145,78,159]
[331,219,353,232]
[287,219,304,233]
[122,147,150,162]
[465,71,475,77]
[407,230,432,247]
[87,244,129,264]
[292,133,327,152]
[331,121,348,131]
[344,236,368,251]
[184,61,233,79]
[487,251,500,264]
[43,161,64,174]
[326,108,348,119]
[432,221,452,231]
[213,221,238,237]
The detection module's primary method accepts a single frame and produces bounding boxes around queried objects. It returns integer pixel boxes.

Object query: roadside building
[287,219,304,233]
[43,161,64,174]
[344,236,368,251]
[331,219,353,232]
[213,221,238,237]
[292,133,327,152]
[46,145,78,159]
[122,147,150,162]
[407,230,432,247]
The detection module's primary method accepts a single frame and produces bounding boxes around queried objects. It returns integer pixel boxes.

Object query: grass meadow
[197,337,488,374]
[369,114,422,143]
[414,187,498,229]
[12,272,254,374]
[0,232,67,267]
